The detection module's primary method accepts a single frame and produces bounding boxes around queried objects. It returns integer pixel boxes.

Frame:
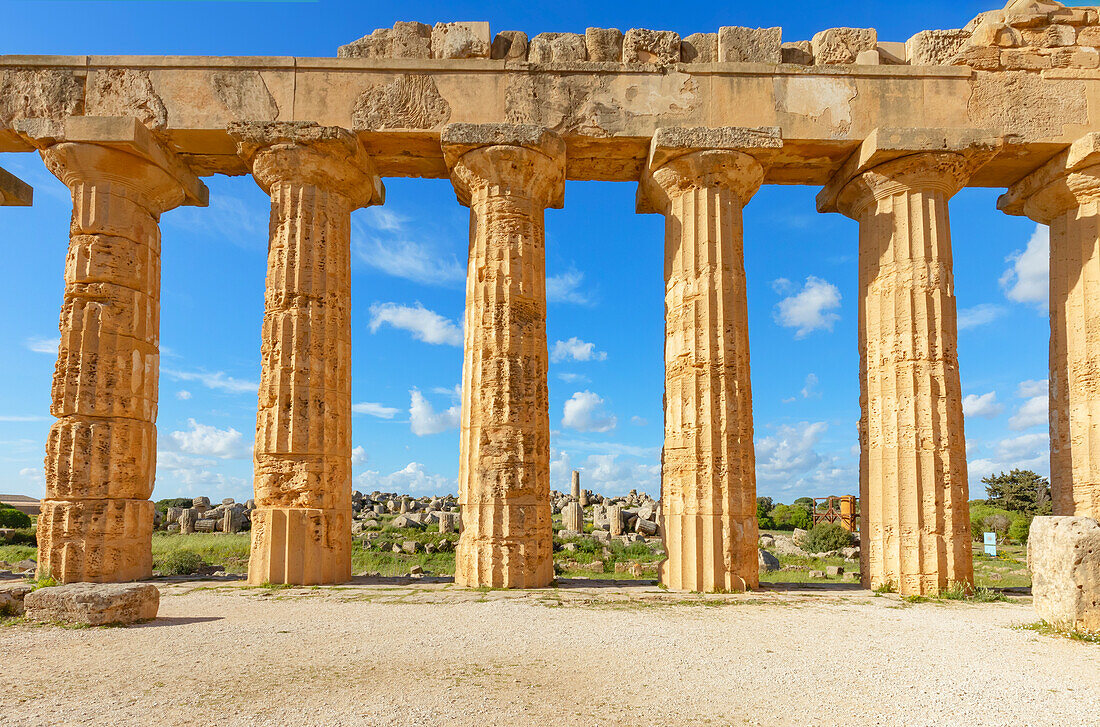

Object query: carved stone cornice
[229,121,384,209]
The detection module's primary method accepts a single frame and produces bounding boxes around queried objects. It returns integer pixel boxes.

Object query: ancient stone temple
[4,0,1100,600]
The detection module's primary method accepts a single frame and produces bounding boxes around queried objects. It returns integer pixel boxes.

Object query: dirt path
[1,579,1096,726]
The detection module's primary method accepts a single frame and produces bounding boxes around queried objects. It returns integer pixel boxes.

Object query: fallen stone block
[0,582,33,616]
[1028,516,1100,633]
[809,570,826,579]
[826,565,844,577]
[24,583,159,626]
[758,549,780,573]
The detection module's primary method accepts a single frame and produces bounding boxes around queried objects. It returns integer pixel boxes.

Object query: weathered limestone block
[528,33,587,63]
[812,27,877,65]
[1021,23,1076,47]
[442,123,564,589]
[1028,516,1100,633]
[438,511,458,533]
[718,26,782,64]
[0,166,32,206]
[1001,48,1051,69]
[639,127,780,593]
[491,31,528,60]
[608,505,623,537]
[431,22,490,59]
[24,118,206,584]
[585,28,624,61]
[0,68,83,127]
[1078,26,1100,46]
[623,29,680,64]
[179,507,197,534]
[1051,46,1100,68]
[906,29,971,65]
[232,122,383,586]
[85,69,167,132]
[24,582,159,625]
[338,22,432,59]
[781,41,814,65]
[952,46,1005,70]
[835,151,982,596]
[562,501,584,533]
[680,33,717,63]
[0,583,33,616]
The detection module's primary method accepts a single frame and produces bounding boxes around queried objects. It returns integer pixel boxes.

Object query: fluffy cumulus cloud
[801,373,820,399]
[176,390,192,401]
[1008,378,1048,431]
[162,368,258,395]
[754,421,856,494]
[1000,224,1049,310]
[957,304,1006,330]
[968,432,1050,485]
[169,419,250,459]
[581,454,660,496]
[352,401,400,419]
[962,391,1004,419]
[546,269,591,305]
[352,211,465,286]
[352,446,368,466]
[774,276,842,338]
[561,391,617,433]
[24,336,59,354]
[368,302,463,346]
[356,462,455,495]
[550,337,607,363]
[409,389,461,436]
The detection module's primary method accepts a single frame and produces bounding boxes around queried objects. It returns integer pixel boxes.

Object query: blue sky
[0,0,1050,504]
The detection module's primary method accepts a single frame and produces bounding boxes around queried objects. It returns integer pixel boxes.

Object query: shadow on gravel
[134,616,225,628]
[347,575,454,586]
[759,582,866,593]
[555,578,658,589]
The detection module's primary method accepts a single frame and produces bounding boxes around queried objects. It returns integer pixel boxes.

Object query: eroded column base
[455,503,553,588]
[36,499,154,583]
[864,534,974,597]
[247,507,351,585]
[660,513,758,592]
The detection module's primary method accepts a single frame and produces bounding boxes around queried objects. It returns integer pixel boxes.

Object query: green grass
[903,582,1009,604]
[0,544,37,565]
[151,532,251,574]
[1016,621,1100,644]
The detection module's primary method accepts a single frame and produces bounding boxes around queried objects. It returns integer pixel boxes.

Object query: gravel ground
[1,578,1097,726]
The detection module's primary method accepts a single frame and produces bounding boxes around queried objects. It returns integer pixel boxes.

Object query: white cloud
[555,439,659,458]
[546,269,590,305]
[558,372,590,384]
[24,336,59,354]
[155,449,249,498]
[430,384,462,400]
[409,389,461,436]
[162,368,258,395]
[352,446,368,466]
[630,416,648,426]
[968,432,1050,484]
[176,390,192,401]
[361,207,408,233]
[1017,379,1047,398]
[962,391,1004,419]
[1000,224,1048,311]
[801,373,820,399]
[550,337,607,363]
[0,415,47,422]
[771,278,793,294]
[356,462,455,495]
[774,276,841,338]
[368,302,463,346]
[167,193,264,248]
[579,453,660,497]
[169,419,250,459]
[352,401,400,419]
[1009,395,1048,431]
[562,391,617,433]
[354,235,465,286]
[550,448,573,491]
[957,303,1006,330]
[17,467,45,496]
[756,421,828,483]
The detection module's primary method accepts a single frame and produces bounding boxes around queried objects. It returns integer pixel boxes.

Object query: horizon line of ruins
[1,0,1099,598]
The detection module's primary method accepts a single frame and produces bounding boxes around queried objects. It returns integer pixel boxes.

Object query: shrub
[757,515,775,530]
[1008,514,1032,544]
[157,550,205,575]
[154,498,194,515]
[788,507,813,531]
[0,506,32,529]
[802,523,856,553]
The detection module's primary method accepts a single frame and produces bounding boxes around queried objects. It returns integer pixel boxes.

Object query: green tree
[982,469,1052,515]
[769,504,792,529]
[793,497,814,509]
[789,507,813,530]
[0,505,31,529]
[756,497,774,520]
[1008,514,1033,544]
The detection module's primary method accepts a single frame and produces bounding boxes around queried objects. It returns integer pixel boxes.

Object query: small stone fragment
[1028,516,1100,634]
[622,29,680,64]
[758,549,780,573]
[23,583,159,626]
[812,27,878,64]
[585,27,624,61]
[528,32,587,63]
[681,33,717,63]
[490,31,528,60]
[431,22,491,59]
[781,41,814,65]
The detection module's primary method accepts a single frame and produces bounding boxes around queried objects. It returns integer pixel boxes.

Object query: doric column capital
[836,152,976,220]
[19,116,207,216]
[999,133,1100,224]
[637,126,782,214]
[441,123,565,209]
[230,121,384,209]
[818,127,1000,220]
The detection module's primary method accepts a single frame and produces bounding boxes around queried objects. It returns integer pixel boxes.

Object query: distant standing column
[232,122,384,585]
[836,152,978,596]
[639,128,780,592]
[31,118,207,582]
[442,123,565,589]
[1001,135,1100,520]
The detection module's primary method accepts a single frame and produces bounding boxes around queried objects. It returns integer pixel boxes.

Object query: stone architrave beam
[825,128,1000,596]
[0,166,32,206]
[638,126,780,593]
[1000,132,1100,520]
[18,116,208,583]
[442,122,564,589]
[232,121,384,586]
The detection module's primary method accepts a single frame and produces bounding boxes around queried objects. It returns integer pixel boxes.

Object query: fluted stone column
[442,123,564,589]
[639,128,779,593]
[1001,136,1100,520]
[29,117,207,582]
[835,152,977,596]
[232,122,384,585]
